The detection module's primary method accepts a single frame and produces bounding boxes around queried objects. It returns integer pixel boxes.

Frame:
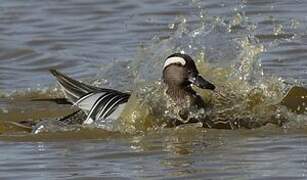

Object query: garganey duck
[33,53,217,132]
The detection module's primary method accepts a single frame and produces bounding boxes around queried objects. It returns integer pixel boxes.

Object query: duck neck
[166,84,196,103]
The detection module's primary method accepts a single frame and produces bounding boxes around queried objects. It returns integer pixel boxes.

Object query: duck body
[42,53,217,131]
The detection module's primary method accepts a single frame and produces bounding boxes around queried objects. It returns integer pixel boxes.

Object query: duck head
[162,53,215,100]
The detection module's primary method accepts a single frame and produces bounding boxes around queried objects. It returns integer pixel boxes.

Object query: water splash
[114,14,306,134]
[1,4,306,135]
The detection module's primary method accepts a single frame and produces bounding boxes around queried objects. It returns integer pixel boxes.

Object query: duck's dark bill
[189,75,215,90]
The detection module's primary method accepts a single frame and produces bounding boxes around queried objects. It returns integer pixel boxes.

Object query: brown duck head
[162,53,215,102]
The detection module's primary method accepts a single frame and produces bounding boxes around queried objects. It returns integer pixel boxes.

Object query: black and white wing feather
[50,69,130,124]
[74,91,130,124]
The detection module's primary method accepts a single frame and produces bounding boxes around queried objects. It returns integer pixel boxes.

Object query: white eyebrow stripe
[163,57,186,69]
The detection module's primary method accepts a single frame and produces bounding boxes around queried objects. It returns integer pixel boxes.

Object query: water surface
[0,0,307,179]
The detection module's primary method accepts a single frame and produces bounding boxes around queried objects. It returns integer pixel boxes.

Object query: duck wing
[50,69,130,124]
